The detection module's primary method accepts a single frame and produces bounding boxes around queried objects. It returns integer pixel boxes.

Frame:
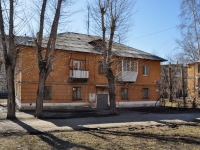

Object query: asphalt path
[0,108,200,135]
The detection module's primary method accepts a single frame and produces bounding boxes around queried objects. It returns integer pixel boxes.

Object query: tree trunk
[107,68,117,114]
[182,65,186,108]
[6,65,16,119]
[35,0,62,118]
[35,69,46,118]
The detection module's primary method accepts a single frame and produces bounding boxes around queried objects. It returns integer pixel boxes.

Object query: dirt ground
[1,123,200,150]
[1,99,200,149]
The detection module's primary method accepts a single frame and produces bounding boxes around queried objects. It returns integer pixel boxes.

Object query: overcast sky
[66,0,181,59]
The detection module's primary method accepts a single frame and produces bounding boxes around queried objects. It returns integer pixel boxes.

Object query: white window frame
[122,60,138,72]
[73,60,82,70]
[143,65,149,76]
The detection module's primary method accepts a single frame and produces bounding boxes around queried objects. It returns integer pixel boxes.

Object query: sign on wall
[89,93,96,108]
[89,93,96,103]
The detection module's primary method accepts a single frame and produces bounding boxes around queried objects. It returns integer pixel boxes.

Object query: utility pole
[169,63,173,102]
[182,64,186,108]
[87,4,90,35]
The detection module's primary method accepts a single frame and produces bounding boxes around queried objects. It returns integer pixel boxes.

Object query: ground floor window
[73,87,82,100]
[198,90,200,98]
[142,88,149,99]
[121,88,128,99]
[44,86,52,100]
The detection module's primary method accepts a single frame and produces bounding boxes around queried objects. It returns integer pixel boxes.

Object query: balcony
[118,71,138,82]
[69,70,89,82]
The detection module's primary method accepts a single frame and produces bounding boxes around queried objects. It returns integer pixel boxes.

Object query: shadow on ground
[88,125,200,146]
[19,107,200,119]
[20,108,113,119]
[10,119,95,150]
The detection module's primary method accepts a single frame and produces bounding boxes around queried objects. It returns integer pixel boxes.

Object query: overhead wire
[131,26,178,40]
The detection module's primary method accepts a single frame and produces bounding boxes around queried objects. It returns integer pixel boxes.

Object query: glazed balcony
[118,71,138,82]
[70,70,89,79]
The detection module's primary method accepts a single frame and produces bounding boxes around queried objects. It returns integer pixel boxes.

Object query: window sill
[121,98,129,100]
[72,98,82,100]
[143,75,149,76]
[142,98,149,99]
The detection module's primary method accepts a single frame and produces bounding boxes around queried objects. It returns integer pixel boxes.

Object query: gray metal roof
[23,32,166,61]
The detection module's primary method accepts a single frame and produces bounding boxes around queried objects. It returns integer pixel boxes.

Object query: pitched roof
[23,32,167,61]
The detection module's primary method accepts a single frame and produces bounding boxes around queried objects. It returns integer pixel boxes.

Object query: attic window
[88,39,103,46]
[77,38,80,40]
[88,39,104,52]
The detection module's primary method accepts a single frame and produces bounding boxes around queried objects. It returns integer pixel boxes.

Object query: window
[73,87,81,100]
[123,60,129,71]
[121,88,128,99]
[198,78,200,88]
[98,62,104,74]
[142,88,149,99]
[73,60,82,70]
[175,68,181,76]
[199,91,200,98]
[0,63,2,73]
[143,65,149,76]
[122,60,137,71]
[198,65,200,73]
[43,86,52,100]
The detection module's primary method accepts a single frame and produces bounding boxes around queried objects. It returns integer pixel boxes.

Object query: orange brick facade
[15,46,162,110]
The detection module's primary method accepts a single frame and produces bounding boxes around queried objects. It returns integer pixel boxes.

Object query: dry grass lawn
[1,124,200,150]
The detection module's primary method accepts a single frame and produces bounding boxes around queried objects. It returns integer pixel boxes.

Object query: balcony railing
[118,71,138,82]
[70,70,89,79]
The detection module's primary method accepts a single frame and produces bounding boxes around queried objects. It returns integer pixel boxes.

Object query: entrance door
[97,94,109,110]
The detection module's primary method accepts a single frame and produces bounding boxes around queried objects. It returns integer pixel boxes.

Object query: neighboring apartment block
[0,36,34,93]
[15,32,166,110]
[160,64,187,100]
[187,62,200,98]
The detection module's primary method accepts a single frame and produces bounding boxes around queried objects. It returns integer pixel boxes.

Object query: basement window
[43,86,52,100]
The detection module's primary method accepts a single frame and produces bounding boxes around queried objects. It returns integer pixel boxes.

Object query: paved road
[0,108,200,135]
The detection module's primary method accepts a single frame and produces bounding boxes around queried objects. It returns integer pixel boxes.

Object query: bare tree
[35,0,63,118]
[175,33,199,64]
[179,0,200,100]
[0,0,17,119]
[160,63,187,107]
[179,0,200,61]
[90,0,135,114]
